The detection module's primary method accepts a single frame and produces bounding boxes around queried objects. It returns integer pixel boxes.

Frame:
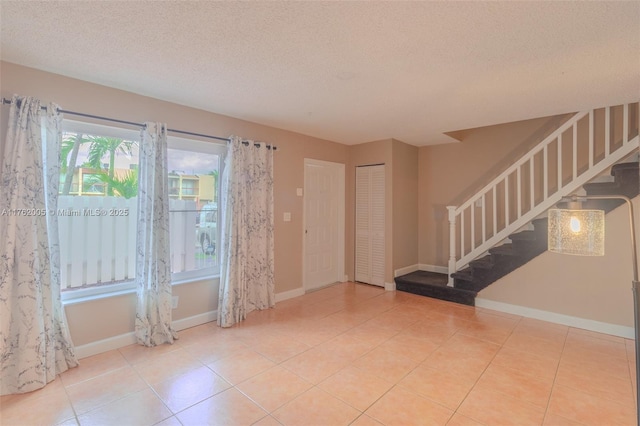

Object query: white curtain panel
[218,136,275,327]
[135,122,177,346]
[0,95,78,395]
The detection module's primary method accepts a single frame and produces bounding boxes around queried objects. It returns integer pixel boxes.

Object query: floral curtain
[218,136,275,327]
[135,122,177,346]
[0,95,78,395]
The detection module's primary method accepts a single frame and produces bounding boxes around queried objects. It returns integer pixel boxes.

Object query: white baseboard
[173,310,217,331]
[475,298,634,339]
[385,282,396,291]
[74,332,137,359]
[74,310,218,359]
[419,264,449,274]
[275,287,305,303]
[394,264,420,278]
[394,264,449,277]
[342,275,349,283]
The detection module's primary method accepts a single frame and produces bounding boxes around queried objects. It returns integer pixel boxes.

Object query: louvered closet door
[355,165,385,286]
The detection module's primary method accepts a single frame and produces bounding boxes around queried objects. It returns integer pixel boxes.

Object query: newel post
[447,206,457,287]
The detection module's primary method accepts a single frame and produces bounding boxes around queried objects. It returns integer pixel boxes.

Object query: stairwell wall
[392,140,419,274]
[478,196,639,328]
[418,114,573,267]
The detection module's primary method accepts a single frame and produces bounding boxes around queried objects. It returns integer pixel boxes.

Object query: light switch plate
[296,188,303,196]
[284,212,291,222]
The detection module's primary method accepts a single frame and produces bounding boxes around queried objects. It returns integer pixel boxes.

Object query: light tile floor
[1,282,637,425]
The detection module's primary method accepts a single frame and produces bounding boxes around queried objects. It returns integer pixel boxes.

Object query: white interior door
[304,159,345,291]
[355,165,385,286]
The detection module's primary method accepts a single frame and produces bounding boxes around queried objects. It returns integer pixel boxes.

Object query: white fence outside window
[58,196,201,291]
[168,199,198,274]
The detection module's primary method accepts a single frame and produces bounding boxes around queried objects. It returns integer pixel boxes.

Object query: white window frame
[59,120,226,303]
[60,120,140,302]
[167,136,226,284]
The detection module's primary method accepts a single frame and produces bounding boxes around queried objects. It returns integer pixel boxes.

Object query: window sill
[61,285,136,306]
[172,274,220,287]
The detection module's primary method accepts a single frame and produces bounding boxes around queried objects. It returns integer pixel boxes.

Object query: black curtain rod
[1,97,277,150]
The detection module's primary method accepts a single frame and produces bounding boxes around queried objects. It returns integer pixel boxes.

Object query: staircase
[396,102,639,305]
[450,161,638,299]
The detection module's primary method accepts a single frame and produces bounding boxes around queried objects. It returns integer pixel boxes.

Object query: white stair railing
[447,102,639,286]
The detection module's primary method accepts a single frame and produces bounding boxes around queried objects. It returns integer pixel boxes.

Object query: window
[59,120,225,300]
[167,137,225,283]
[58,120,140,298]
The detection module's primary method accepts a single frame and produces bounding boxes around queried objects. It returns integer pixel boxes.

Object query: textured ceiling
[1,1,639,146]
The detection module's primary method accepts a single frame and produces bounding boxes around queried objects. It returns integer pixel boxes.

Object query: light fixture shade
[548,208,605,256]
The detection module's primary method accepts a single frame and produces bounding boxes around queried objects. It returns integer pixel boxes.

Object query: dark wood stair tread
[469,256,493,269]
[509,231,538,241]
[489,244,518,256]
[450,269,473,281]
[611,162,639,174]
[395,271,476,306]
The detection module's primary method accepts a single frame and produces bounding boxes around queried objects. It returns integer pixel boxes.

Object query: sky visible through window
[168,148,218,175]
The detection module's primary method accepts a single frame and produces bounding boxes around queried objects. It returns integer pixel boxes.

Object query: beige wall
[418,114,573,266]
[64,293,136,346]
[1,61,349,346]
[65,279,218,346]
[392,139,419,272]
[479,196,639,327]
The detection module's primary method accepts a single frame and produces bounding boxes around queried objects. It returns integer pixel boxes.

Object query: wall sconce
[548,194,638,424]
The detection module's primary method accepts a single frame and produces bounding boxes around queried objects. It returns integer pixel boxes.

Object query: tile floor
[1,282,637,425]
